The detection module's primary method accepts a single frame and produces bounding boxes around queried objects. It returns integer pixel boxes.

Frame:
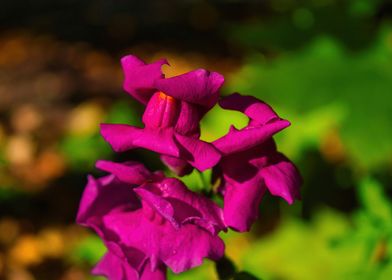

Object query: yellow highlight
[158,91,175,102]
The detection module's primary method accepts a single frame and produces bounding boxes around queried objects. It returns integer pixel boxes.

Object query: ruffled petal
[92,240,147,280]
[219,93,281,125]
[174,133,221,171]
[160,224,225,273]
[121,55,168,104]
[213,120,290,155]
[222,175,266,232]
[136,178,225,234]
[100,124,179,156]
[92,251,138,280]
[96,160,151,185]
[100,210,158,265]
[76,175,139,227]
[260,152,302,204]
[79,173,226,276]
[92,247,166,280]
[102,209,224,274]
[101,124,221,171]
[134,187,179,229]
[155,69,224,108]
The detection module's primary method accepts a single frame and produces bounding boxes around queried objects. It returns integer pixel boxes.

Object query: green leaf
[71,235,106,265]
[227,28,392,169]
[358,177,392,227]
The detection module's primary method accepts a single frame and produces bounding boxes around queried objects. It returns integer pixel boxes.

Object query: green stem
[197,171,208,190]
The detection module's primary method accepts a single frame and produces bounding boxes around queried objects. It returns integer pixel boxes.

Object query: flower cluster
[77,55,302,280]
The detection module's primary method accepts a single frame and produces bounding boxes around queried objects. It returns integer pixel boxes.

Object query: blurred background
[1,0,392,279]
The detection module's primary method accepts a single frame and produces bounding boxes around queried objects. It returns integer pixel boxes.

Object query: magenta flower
[77,160,226,280]
[213,93,302,232]
[101,55,224,175]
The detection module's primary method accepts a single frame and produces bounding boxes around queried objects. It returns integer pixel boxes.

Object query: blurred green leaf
[358,177,392,227]
[72,235,106,265]
[60,134,112,171]
[105,100,142,126]
[228,27,392,169]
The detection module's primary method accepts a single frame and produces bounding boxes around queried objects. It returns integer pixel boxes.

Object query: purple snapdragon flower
[77,160,226,280]
[212,93,302,232]
[100,55,224,175]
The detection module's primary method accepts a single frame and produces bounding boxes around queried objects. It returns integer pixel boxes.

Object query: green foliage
[167,260,217,280]
[72,235,106,265]
[228,0,384,51]
[227,28,392,169]
[60,100,139,171]
[105,100,142,126]
[60,134,112,171]
[232,178,392,280]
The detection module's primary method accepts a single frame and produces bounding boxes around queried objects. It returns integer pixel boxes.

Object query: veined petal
[121,55,168,104]
[260,152,302,204]
[155,69,224,108]
[142,92,179,129]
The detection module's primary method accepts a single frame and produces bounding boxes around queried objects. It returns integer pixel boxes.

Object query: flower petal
[101,124,221,171]
[140,262,167,280]
[96,160,152,185]
[100,124,179,156]
[136,178,225,234]
[160,155,193,176]
[92,251,138,280]
[134,187,179,229]
[213,120,290,155]
[102,209,224,274]
[174,101,202,136]
[219,93,281,125]
[76,175,139,227]
[222,175,266,232]
[101,210,159,265]
[121,55,168,104]
[160,224,225,273]
[92,245,166,280]
[260,152,302,204]
[174,133,221,171]
[155,69,224,108]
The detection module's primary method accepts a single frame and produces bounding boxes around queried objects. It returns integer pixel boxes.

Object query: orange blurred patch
[0,218,20,246]
[320,128,346,163]
[9,235,42,267]
[6,135,36,166]
[11,105,43,134]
